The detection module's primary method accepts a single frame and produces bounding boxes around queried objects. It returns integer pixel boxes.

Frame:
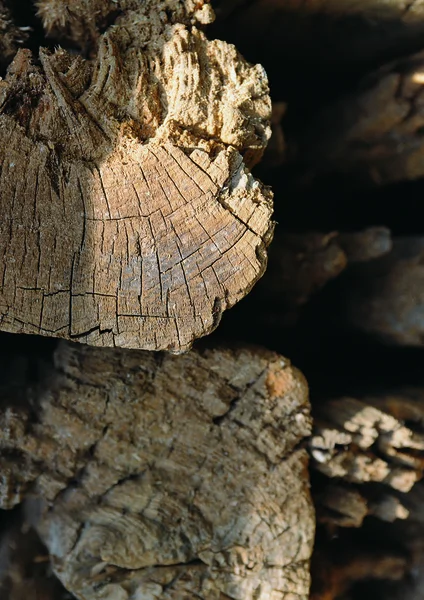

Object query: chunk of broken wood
[310,387,424,600]
[311,388,424,529]
[0,0,273,352]
[0,338,314,599]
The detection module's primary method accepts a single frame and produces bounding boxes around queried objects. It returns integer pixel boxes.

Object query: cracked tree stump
[0,338,314,600]
[0,0,273,352]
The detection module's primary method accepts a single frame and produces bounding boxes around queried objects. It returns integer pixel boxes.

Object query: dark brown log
[295,50,424,185]
[242,227,391,331]
[341,237,424,346]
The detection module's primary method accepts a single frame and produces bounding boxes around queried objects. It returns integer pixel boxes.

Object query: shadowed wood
[0,341,314,599]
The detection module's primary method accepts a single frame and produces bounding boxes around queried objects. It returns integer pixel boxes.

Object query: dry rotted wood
[0,0,273,352]
[0,339,313,599]
[311,388,424,528]
[309,387,424,600]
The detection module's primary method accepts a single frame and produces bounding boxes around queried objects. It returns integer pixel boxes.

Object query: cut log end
[0,0,273,352]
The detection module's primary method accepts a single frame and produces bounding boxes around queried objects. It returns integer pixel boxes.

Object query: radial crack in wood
[0,0,273,352]
[0,340,314,599]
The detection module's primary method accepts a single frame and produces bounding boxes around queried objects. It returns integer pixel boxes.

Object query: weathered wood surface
[0,339,314,599]
[311,389,424,514]
[310,386,424,600]
[0,0,273,352]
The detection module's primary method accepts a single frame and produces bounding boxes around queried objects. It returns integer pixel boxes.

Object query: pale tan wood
[0,0,273,352]
[310,388,424,599]
[311,388,424,530]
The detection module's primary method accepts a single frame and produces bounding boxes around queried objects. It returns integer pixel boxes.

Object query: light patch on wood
[0,2,273,351]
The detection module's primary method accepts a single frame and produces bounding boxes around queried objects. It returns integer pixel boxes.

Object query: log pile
[2,1,424,600]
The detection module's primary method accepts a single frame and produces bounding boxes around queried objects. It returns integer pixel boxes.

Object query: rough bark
[297,50,424,185]
[0,338,314,599]
[0,0,273,352]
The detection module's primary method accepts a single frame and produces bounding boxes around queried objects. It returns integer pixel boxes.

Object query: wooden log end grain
[0,0,273,352]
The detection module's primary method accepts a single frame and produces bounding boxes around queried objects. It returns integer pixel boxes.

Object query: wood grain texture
[0,340,314,599]
[0,0,273,351]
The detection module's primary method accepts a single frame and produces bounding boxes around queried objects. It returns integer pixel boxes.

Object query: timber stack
[1,1,424,600]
